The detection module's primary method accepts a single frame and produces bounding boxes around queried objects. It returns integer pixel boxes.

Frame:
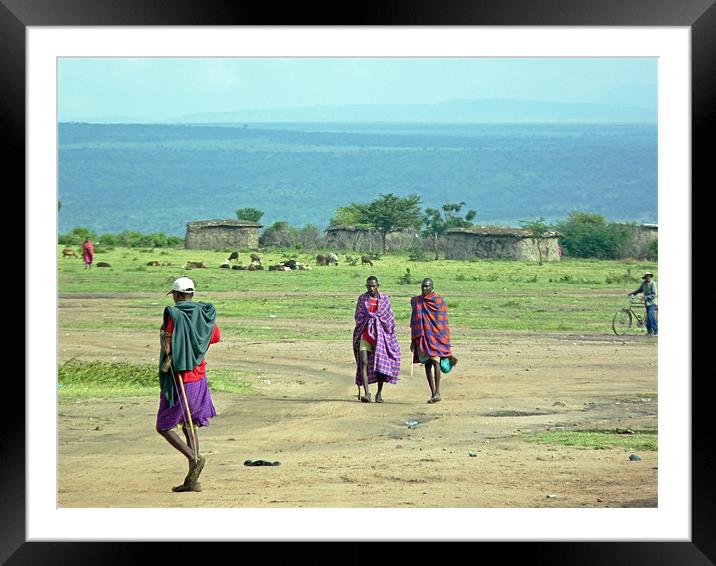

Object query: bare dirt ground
[58,296,658,508]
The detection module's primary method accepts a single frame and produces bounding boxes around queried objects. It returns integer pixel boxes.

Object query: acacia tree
[422,202,477,260]
[335,193,423,254]
[519,217,551,265]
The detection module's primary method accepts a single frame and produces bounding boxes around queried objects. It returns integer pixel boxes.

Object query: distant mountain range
[73,98,657,125]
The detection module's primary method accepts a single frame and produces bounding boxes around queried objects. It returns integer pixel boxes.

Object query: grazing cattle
[316,254,328,266]
[269,264,290,271]
[62,248,77,258]
[327,252,339,266]
[228,251,239,262]
[250,253,261,263]
[184,261,206,269]
[361,255,373,267]
[282,259,298,270]
[146,260,160,266]
[96,261,111,268]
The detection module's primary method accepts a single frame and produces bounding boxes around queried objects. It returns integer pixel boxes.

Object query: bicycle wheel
[612,309,632,336]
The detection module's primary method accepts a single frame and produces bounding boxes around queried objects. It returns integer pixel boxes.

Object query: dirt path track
[59,325,658,508]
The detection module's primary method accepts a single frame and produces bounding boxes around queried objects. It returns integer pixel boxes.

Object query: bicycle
[611,296,648,336]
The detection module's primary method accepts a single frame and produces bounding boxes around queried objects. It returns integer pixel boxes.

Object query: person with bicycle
[629,271,658,337]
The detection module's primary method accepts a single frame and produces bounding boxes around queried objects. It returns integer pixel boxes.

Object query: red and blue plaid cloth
[410,292,452,361]
[353,292,401,384]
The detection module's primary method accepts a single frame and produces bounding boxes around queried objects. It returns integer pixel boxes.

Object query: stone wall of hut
[325,227,420,252]
[444,232,561,261]
[628,225,658,259]
[185,225,260,250]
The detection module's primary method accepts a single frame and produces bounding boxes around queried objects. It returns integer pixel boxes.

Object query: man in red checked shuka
[157,277,220,493]
[410,278,454,404]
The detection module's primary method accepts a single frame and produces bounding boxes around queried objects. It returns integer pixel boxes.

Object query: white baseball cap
[167,277,195,295]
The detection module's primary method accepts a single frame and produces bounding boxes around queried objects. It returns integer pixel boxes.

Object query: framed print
[11,0,710,563]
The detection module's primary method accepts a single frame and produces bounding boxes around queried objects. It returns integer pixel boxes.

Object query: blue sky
[58,57,657,122]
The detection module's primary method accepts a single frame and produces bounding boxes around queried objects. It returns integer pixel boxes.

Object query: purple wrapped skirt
[156,376,217,432]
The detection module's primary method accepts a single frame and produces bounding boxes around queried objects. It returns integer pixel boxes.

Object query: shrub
[60,229,182,248]
[58,227,97,246]
[557,212,637,259]
[408,238,428,261]
[397,268,414,285]
[606,269,638,284]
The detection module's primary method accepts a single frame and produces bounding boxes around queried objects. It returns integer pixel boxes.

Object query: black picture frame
[10,0,707,563]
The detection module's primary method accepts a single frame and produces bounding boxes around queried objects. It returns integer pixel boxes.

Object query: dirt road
[58,299,658,508]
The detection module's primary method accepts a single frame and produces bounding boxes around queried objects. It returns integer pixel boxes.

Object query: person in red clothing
[356,276,381,402]
[157,277,220,492]
[82,238,94,269]
[352,275,401,403]
[410,278,452,404]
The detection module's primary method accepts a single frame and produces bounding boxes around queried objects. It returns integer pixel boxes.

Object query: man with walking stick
[157,277,221,492]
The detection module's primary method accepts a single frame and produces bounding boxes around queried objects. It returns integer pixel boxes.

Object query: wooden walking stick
[171,363,198,464]
[163,328,198,464]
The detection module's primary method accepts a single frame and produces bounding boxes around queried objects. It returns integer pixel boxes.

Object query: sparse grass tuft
[58,359,254,400]
[526,429,657,451]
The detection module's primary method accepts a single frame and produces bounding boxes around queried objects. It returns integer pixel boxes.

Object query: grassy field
[58,245,657,403]
[58,244,657,335]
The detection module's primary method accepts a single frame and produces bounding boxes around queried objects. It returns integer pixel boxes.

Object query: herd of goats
[61,247,375,271]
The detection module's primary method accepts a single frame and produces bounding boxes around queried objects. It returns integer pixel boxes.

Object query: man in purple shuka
[352,276,401,403]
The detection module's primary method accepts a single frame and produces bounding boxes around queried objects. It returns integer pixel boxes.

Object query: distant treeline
[59,227,183,249]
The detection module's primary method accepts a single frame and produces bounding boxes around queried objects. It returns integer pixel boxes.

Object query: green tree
[519,217,551,265]
[422,202,477,260]
[556,212,635,259]
[330,203,370,228]
[333,193,423,254]
[235,207,264,222]
[58,226,96,246]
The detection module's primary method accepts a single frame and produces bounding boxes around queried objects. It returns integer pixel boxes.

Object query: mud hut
[185,219,262,250]
[324,225,419,252]
[444,226,561,261]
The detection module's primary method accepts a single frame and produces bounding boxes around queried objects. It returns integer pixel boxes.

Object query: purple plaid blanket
[352,292,401,384]
[156,376,216,432]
